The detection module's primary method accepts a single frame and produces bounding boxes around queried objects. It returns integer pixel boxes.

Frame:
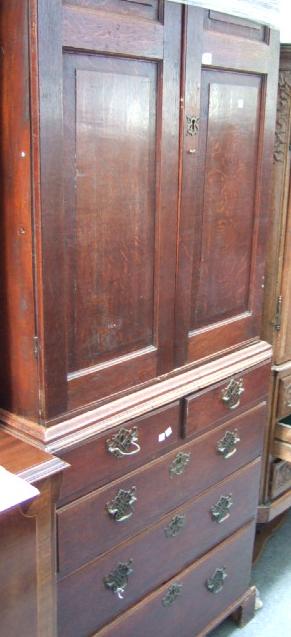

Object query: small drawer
[58,521,255,637]
[277,374,291,420]
[183,363,269,439]
[58,402,181,505]
[57,403,266,576]
[270,460,291,500]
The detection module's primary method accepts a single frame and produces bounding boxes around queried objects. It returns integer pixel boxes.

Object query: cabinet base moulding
[0,341,272,454]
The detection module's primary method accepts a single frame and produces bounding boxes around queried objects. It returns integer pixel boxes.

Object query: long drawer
[183,362,269,439]
[58,461,260,635]
[57,403,266,576]
[58,521,256,637]
[58,402,181,505]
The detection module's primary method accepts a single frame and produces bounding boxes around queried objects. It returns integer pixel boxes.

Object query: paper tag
[158,426,173,442]
[237,99,244,109]
[202,52,212,65]
[0,466,39,512]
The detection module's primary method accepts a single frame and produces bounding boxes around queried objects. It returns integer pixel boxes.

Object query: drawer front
[58,402,181,505]
[57,403,266,576]
[184,363,269,439]
[58,461,260,635]
[59,522,255,637]
[277,374,291,420]
[270,460,291,499]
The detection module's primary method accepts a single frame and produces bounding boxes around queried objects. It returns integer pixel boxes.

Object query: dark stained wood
[63,0,161,22]
[62,4,164,58]
[184,363,269,439]
[58,464,260,634]
[205,11,267,41]
[87,522,256,637]
[58,402,181,505]
[0,431,65,637]
[57,404,266,575]
[232,585,257,627]
[0,508,37,637]
[34,0,68,419]
[0,0,38,418]
[175,7,279,368]
[64,54,157,372]
[57,1,181,413]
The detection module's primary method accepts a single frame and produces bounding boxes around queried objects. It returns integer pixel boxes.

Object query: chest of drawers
[56,357,270,637]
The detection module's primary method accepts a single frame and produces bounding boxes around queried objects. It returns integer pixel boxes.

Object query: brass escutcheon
[169,451,191,477]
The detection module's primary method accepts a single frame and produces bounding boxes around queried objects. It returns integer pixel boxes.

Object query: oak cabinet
[0,2,279,636]
[0,1,278,429]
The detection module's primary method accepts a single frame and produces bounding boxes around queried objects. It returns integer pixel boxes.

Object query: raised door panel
[64,56,157,373]
[37,1,181,417]
[63,0,161,21]
[175,8,279,368]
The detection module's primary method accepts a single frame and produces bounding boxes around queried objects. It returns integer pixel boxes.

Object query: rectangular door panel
[64,55,157,372]
[63,0,161,21]
[191,71,261,330]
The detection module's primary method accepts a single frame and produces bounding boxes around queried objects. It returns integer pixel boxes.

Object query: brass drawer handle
[217,429,240,459]
[210,494,233,524]
[169,451,191,477]
[206,567,227,594]
[162,583,183,607]
[104,559,133,599]
[106,426,141,458]
[106,487,137,523]
[221,378,244,410]
[164,514,186,538]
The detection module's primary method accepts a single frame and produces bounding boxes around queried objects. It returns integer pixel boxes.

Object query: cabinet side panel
[0,0,38,417]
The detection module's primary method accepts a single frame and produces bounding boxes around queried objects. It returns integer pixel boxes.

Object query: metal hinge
[33,336,40,359]
[272,296,282,332]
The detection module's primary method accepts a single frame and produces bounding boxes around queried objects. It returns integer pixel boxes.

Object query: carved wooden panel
[273,71,291,163]
[270,460,291,499]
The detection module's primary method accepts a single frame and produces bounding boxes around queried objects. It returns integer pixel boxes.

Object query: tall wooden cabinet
[0,2,279,636]
[259,45,291,522]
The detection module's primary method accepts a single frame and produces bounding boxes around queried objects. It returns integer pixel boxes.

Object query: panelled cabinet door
[37,0,181,416]
[175,8,279,368]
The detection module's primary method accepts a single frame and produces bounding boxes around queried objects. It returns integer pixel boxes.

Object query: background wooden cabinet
[260,45,291,520]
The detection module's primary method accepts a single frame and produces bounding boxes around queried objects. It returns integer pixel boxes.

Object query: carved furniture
[259,44,291,522]
[0,1,279,635]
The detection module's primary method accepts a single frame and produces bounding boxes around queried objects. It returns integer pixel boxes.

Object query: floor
[209,509,291,636]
